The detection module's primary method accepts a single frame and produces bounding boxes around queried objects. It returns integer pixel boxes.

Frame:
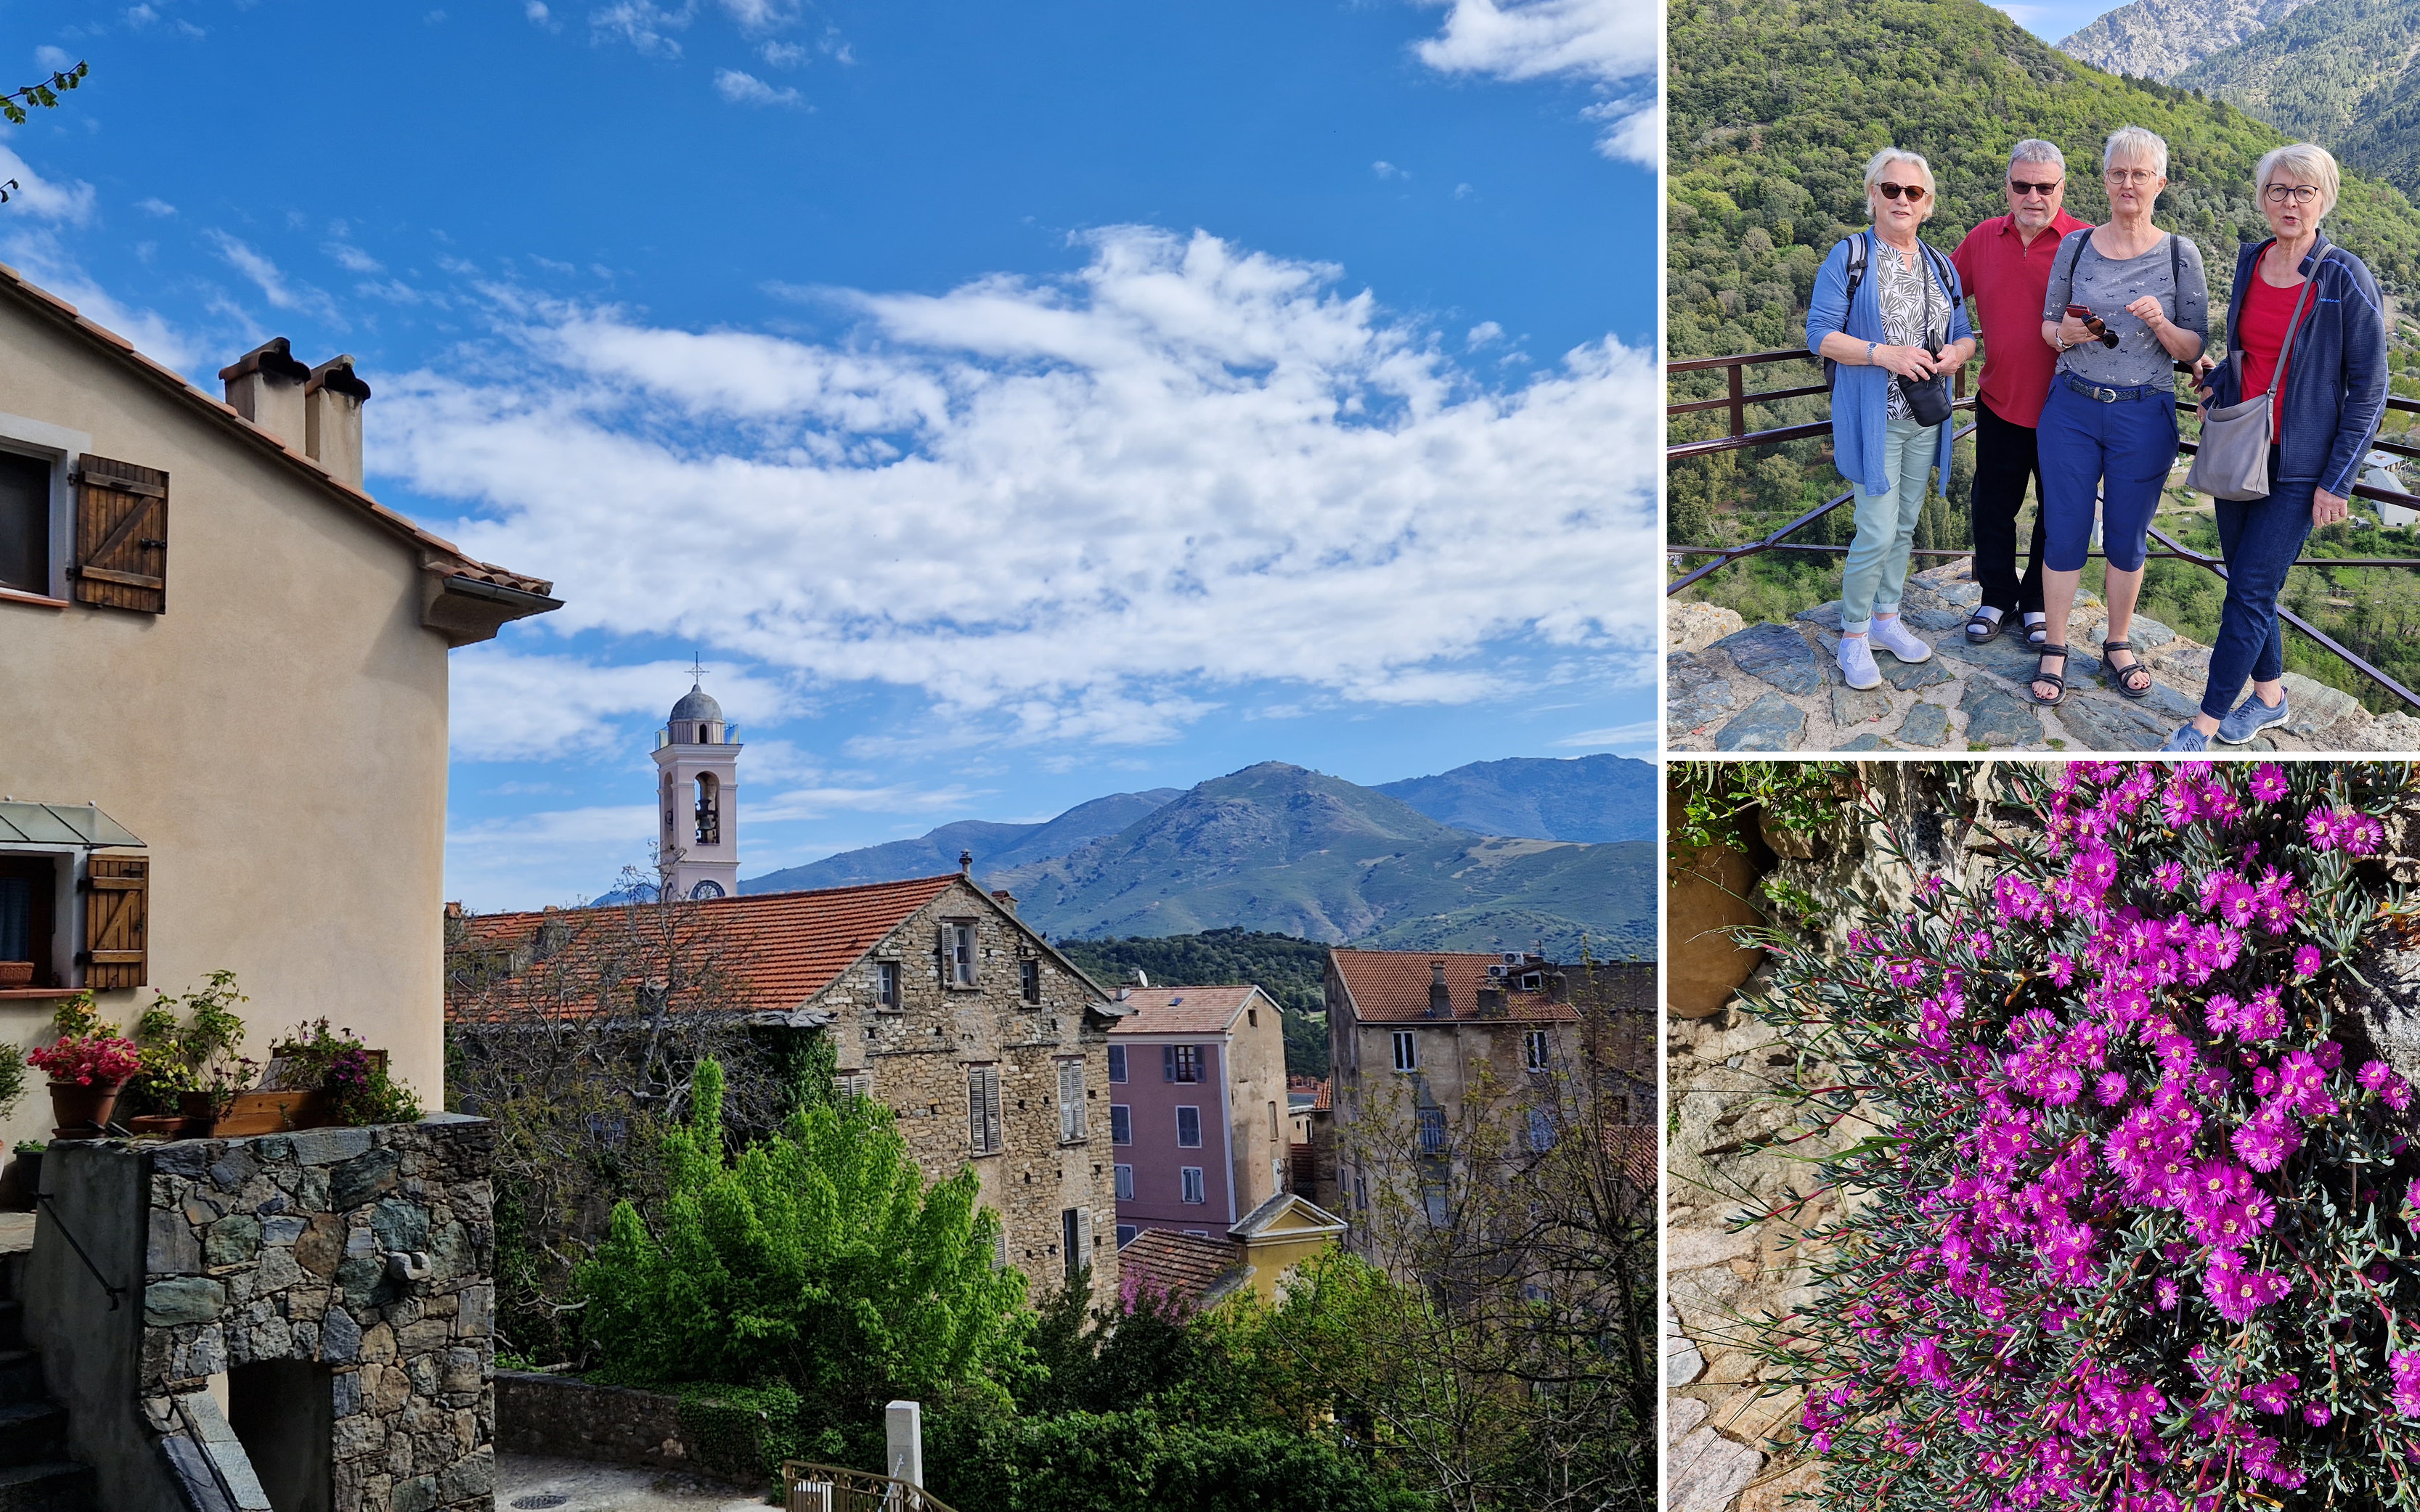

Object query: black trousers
[1968,396,2048,618]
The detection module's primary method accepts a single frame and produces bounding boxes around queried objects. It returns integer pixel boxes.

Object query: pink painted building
[1106,985,1290,1246]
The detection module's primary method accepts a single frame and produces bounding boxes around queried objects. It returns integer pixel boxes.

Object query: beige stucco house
[0,262,558,1147]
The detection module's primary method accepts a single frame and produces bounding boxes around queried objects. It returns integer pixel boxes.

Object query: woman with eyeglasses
[2164,143,2389,750]
[2029,126,2207,713]
[1806,147,1976,692]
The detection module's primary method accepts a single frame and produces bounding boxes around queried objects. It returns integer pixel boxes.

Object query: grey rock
[290,1127,376,1167]
[331,1370,363,1418]
[2056,694,2178,751]
[152,1143,217,1180]
[441,1346,484,1394]
[330,1147,402,1210]
[1713,621,1825,695]
[1715,694,1807,752]
[1839,733,1891,750]
[320,1306,363,1364]
[148,1210,202,1277]
[1670,1394,1711,1444]
[207,1151,261,1193]
[1830,685,1891,726]
[2279,672,2363,736]
[457,1283,494,1339]
[1665,1301,1705,1387]
[2117,614,2177,649]
[1958,682,2045,747]
[1934,577,1984,606]
[1896,701,1953,747]
[255,1246,303,1294]
[2152,642,2213,684]
[439,1450,495,1503]
[184,1325,227,1378]
[1669,669,1740,737]
[1880,655,1955,690]
[1671,1424,1764,1512]
[1793,600,1845,632]
[1903,603,1970,633]
[371,1198,431,1254]
[336,1254,385,1309]
[251,1137,292,1163]
[429,1221,473,1283]
[391,1474,440,1512]
[263,1215,308,1246]
[144,1277,224,1327]
[205,1214,262,1269]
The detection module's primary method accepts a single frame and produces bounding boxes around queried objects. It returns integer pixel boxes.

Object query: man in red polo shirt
[1951,139,2090,646]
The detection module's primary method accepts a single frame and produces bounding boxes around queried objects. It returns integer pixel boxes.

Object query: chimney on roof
[304,354,372,489]
[1428,962,1452,1019]
[1477,986,1505,1018]
[1548,972,1570,1004]
[958,849,973,875]
[990,888,1018,916]
[1117,986,1132,1002]
[220,338,311,449]
[444,901,463,921]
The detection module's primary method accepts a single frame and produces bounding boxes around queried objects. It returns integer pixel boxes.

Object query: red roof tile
[1601,1124,1658,1191]
[1287,1075,1331,1111]
[1327,948,1579,1024]
[1117,1227,1246,1308]
[450,875,961,1020]
[1108,986,1259,1036]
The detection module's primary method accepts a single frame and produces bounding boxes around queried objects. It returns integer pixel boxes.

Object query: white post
[886,1399,924,1489]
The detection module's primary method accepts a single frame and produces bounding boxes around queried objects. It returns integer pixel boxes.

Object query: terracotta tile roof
[1108,986,1258,1036]
[1601,1123,1658,1191]
[0,261,551,597]
[1117,1227,1247,1308]
[1287,1076,1331,1112]
[450,875,962,1021]
[1327,948,1580,1024]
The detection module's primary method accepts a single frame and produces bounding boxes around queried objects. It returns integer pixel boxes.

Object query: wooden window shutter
[1076,1206,1093,1262]
[968,1068,987,1153]
[72,455,169,613]
[81,855,149,989]
[984,1068,1004,1154]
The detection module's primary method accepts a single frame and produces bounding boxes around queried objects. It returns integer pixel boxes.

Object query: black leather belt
[2063,374,2162,404]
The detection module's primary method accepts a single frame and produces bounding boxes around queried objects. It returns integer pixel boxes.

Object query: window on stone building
[1176,1106,1202,1148]
[1062,1207,1092,1278]
[1057,1058,1086,1143]
[1417,1106,1447,1153]
[1181,1167,1206,1205]
[1110,1104,1131,1145]
[1527,1107,1557,1153]
[876,960,901,1008]
[1021,958,1041,1003]
[1392,1031,1417,1072]
[1524,1029,1549,1073]
[1164,1045,1201,1083]
[834,1071,871,1103]
[1116,1223,1138,1247]
[966,1066,1003,1154]
[1107,1045,1127,1083]
[945,921,977,988]
[1115,1164,1134,1201]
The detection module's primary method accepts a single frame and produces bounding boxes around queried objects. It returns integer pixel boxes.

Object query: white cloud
[1413,0,1656,162]
[1467,320,1503,347]
[325,241,385,274]
[589,1,693,54]
[1550,721,1656,748]
[35,46,74,70]
[380,226,1661,752]
[713,68,802,106]
[1583,99,1661,167]
[448,650,800,760]
[719,0,802,30]
[0,224,200,374]
[1372,160,1408,180]
[205,230,344,325]
[133,196,176,217]
[759,38,807,66]
[0,146,96,226]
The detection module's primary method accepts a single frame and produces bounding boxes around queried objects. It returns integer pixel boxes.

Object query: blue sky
[1995,0,2122,44]
[4,0,1659,910]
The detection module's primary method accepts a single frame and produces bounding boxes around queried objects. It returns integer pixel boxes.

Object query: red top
[2236,270,2311,444]
[1952,210,2092,428]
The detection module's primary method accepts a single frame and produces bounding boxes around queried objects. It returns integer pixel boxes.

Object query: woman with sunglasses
[1806,147,1976,692]
[2029,126,2207,711]
[2164,143,2388,750]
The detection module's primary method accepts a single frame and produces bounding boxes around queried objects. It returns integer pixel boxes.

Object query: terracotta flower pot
[48,1078,129,1141]
[0,961,33,989]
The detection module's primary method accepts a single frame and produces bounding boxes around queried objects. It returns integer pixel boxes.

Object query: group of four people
[1806,128,2390,749]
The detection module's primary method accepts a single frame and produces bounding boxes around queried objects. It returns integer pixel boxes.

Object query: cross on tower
[686,651,708,685]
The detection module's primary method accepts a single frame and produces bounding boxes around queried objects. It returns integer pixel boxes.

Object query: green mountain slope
[995,762,1653,962]
[740,788,1182,894]
[1373,753,1658,842]
[1051,928,1337,1076]
[2058,0,2315,83]
[2176,0,2420,195]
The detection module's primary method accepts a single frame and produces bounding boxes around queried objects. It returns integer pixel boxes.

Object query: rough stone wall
[140,1116,496,1512]
[820,880,1119,1305]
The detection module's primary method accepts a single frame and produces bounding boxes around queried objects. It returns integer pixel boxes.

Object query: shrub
[277,1018,423,1125]
[1748,760,2420,1509]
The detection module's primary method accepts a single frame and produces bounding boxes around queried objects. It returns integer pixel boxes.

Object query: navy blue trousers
[2037,377,2179,573]
[2204,447,2316,719]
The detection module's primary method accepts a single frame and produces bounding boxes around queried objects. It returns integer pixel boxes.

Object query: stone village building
[452,695,1128,1306]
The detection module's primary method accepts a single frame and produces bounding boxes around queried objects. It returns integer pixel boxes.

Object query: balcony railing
[1667,348,2420,712]
[781,1463,961,1512]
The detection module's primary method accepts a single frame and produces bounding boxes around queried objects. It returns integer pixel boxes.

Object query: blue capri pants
[2037,376,2180,573]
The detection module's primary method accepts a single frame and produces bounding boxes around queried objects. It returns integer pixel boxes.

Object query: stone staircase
[0,1234,95,1512]
[1668,563,2420,753]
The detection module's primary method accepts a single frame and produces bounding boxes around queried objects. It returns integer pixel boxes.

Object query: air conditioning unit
[1502,952,1525,968]
[1487,964,1509,979]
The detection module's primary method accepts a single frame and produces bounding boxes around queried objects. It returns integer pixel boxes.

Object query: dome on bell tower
[669,682,724,724]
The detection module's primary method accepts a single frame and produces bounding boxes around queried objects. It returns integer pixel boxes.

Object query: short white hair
[1863,147,1936,216]
[2103,126,2169,179]
[2256,142,2341,218]
[2009,139,2065,176]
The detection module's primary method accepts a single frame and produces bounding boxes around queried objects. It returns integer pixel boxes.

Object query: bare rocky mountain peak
[2058,0,2316,81]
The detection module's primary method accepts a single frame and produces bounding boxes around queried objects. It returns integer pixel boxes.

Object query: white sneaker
[1838,633,1883,690]
[1869,614,1934,663]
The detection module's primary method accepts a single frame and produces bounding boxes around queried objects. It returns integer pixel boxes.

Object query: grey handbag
[2186,249,2326,502]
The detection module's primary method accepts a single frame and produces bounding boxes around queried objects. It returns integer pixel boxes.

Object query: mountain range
[739,755,1655,960]
[2174,0,2420,197]
[2058,0,2314,81]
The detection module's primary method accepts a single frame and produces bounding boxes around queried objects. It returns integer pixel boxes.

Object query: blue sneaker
[2215,690,2289,745]
[2162,724,2210,752]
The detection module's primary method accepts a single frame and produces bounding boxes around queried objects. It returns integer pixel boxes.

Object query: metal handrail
[1668,347,2420,712]
[780,1462,962,1512]
[34,1190,126,1309]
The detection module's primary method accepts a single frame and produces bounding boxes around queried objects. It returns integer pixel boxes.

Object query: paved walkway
[1669,563,2420,753]
[497,1455,770,1511]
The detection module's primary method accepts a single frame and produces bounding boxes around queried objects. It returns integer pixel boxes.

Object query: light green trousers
[1841,415,1941,634]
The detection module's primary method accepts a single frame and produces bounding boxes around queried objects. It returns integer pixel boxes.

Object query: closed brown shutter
[983,1068,1003,1153]
[81,855,148,989]
[72,455,169,613]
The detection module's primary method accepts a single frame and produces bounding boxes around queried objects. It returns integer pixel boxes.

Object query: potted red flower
[28,1030,143,1140]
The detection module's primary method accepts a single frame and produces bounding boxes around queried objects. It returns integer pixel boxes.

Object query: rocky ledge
[1667,564,2420,753]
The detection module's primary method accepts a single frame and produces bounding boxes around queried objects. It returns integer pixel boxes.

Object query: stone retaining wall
[492,1371,689,1469]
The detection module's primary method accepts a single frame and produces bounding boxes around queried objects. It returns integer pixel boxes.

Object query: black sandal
[2024,616,2048,650]
[2103,639,2152,699]
[1965,608,2004,644]
[2032,645,2067,706]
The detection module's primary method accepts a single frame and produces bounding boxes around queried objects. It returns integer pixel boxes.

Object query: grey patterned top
[1874,240,1951,420]
[2042,229,2209,393]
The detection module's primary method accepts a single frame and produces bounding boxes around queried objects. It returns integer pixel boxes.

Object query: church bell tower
[653,671,741,901]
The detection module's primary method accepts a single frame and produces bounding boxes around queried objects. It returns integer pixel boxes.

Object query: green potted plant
[126,970,250,1136]
[272,1020,422,1127]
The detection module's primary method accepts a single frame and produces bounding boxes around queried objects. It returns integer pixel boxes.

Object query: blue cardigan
[1805,232,1973,496]
[2203,231,2388,498]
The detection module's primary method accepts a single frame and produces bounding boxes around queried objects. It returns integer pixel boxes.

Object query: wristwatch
[1867,340,1880,364]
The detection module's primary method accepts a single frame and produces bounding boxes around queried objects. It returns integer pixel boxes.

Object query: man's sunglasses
[1875,182,1928,201]
[2008,179,2063,196]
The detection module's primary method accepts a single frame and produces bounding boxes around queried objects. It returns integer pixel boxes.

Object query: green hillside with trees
[1054,928,1335,1077]
[1669,0,2420,706]
[2176,0,2420,197]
